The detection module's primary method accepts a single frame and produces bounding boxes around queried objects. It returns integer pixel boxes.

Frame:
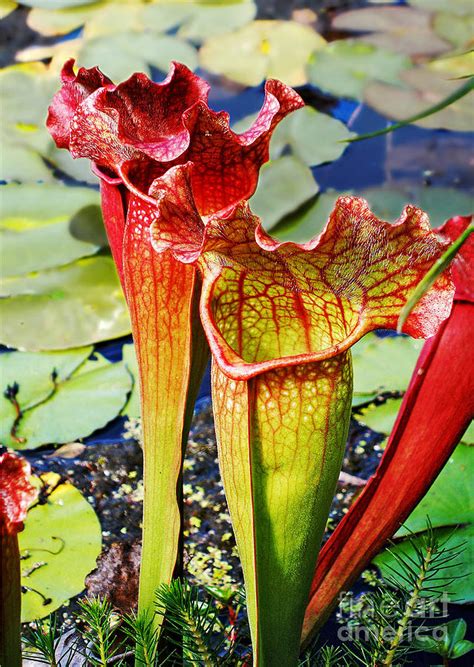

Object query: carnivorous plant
[48,61,455,665]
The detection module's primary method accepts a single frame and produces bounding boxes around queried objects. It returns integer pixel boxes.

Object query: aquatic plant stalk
[302,216,473,646]
[0,453,37,667]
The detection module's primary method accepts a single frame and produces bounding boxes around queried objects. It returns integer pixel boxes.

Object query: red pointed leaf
[0,452,37,536]
[302,216,473,643]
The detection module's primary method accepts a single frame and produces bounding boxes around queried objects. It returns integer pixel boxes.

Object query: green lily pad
[0,63,57,182]
[28,0,256,41]
[0,347,92,445]
[364,67,474,132]
[360,186,474,229]
[5,353,132,449]
[307,39,411,101]
[352,333,424,397]
[396,444,473,537]
[434,11,474,48]
[19,0,95,8]
[249,156,319,229]
[19,472,102,622]
[0,183,103,279]
[0,62,97,184]
[200,20,326,87]
[121,343,140,418]
[143,0,257,43]
[462,421,474,445]
[408,0,472,15]
[356,398,404,434]
[77,31,198,82]
[0,255,131,351]
[373,523,474,603]
[332,6,450,57]
[0,0,17,19]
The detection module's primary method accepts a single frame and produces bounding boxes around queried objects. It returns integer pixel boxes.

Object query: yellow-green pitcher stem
[212,353,353,666]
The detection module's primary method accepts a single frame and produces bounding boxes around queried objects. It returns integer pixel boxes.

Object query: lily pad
[77,31,198,81]
[121,343,140,418]
[0,0,17,19]
[408,0,472,15]
[143,0,257,43]
[6,353,132,449]
[434,11,474,48]
[332,6,450,57]
[249,156,319,229]
[0,63,57,182]
[373,523,473,603]
[356,398,404,434]
[0,184,103,279]
[28,0,256,41]
[0,62,97,183]
[462,421,474,445]
[396,444,473,536]
[0,347,92,445]
[19,472,102,622]
[351,333,424,397]
[307,39,411,101]
[200,20,326,87]
[19,0,95,8]
[360,186,474,229]
[0,255,131,350]
[364,67,474,132]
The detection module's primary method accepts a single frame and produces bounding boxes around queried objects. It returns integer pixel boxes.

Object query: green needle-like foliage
[77,597,123,666]
[310,522,468,666]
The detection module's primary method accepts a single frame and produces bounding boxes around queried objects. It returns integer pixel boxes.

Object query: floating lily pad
[332,6,450,57]
[408,0,472,15]
[360,186,474,229]
[7,353,132,449]
[462,421,474,445]
[0,255,130,350]
[0,62,97,183]
[0,0,17,19]
[307,40,411,101]
[28,0,256,41]
[352,333,424,397]
[396,444,473,536]
[78,31,198,82]
[0,63,57,182]
[374,523,473,603]
[434,11,474,48]
[249,156,319,229]
[356,398,404,434]
[364,67,474,132]
[0,347,92,445]
[143,0,257,43]
[121,343,140,418]
[19,0,95,8]
[19,472,102,622]
[200,20,326,87]
[1,184,103,279]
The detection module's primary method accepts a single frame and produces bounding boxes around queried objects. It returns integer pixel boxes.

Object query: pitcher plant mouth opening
[45,58,458,665]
